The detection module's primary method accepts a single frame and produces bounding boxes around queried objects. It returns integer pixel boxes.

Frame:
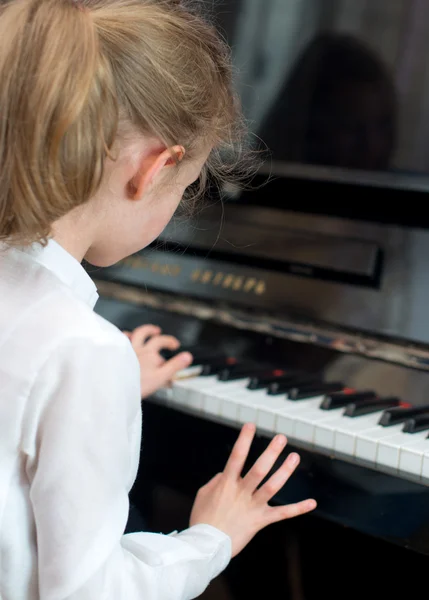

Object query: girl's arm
[24,334,230,600]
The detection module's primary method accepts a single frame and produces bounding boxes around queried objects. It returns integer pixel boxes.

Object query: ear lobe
[128,145,185,201]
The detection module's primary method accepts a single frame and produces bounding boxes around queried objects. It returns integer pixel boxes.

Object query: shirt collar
[17,239,99,309]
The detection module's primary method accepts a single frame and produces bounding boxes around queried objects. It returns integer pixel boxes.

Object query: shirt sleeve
[24,333,231,600]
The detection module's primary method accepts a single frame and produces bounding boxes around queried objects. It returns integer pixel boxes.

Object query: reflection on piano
[91,200,429,597]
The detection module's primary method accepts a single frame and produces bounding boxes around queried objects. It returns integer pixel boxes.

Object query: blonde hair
[0,0,248,245]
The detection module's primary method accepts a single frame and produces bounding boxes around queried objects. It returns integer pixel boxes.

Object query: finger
[223,423,256,480]
[264,498,317,525]
[145,334,180,353]
[130,325,161,347]
[242,434,287,492]
[253,451,300,504]
[136,350,165,368]
[154,352,193,385]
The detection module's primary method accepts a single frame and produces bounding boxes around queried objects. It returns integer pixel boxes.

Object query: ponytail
[0,0,250,245]
[0,0,118,243]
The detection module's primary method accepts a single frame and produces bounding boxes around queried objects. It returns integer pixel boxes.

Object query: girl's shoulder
[1,245,131,374]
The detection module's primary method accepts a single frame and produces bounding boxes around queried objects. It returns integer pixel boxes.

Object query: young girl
[0,1,316,599]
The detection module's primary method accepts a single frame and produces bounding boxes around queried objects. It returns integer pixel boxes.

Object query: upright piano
[91,193,429,597]
[91,0,429,596]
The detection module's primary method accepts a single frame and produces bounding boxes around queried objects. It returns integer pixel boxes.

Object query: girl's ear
[128,145,185,200]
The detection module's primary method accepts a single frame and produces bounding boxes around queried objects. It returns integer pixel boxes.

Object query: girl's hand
[123,324,192,398]
[190,423,316,558]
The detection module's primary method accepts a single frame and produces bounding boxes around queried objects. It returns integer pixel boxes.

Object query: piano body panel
[94,286,429,408]
[94,205,429,347]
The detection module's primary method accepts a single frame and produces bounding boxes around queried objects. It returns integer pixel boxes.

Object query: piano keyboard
[154,352,429,486]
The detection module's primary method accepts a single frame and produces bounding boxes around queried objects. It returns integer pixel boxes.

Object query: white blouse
[0,240,231,600]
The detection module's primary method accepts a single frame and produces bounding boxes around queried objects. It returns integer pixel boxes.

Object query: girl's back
[0,240,143,599]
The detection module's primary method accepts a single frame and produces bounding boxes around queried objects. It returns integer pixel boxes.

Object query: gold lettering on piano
[201,270,213,284]
[121,258,266,294]
[161,264,181,276]
[123,256,150,270]
[222,274,235,288]
[232,276,244,290]
[190,270,266,295]
[121,255,181,277]
[212,272,224,285]
[243,277,257,292]
[255,280,266,295]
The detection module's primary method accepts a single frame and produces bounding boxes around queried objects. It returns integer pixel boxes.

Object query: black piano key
[378,404,429,426]
[267,375,320,395]
[161,345,215,361]
[218,363,270,381]
[344,396,401,418]
[403,414,429,433]
[247,370,301,390]
[320,390,374,410]
[288,382,345,400]
[200,357,238,375]
[190,352,226,366]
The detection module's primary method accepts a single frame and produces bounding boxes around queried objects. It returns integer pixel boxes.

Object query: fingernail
[289,452,300,466]
[275,435,286,447]
[308,499,317,510]
[180,352,192,365]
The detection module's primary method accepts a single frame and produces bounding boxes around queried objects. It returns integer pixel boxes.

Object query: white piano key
[293,406,344,445]
[354,423,404,466]
[219,386,257,423]
[227,390,290,431]
[175,365,204,379]
[420,446,429,483]
[376,430,429,475]
[202,379,250,416]
[220,389,268,424]
[172,375,218,408]
[172,374,217,393]
[275,398,324,438]
[398,436,429,481]
[314,413,381,456]
[229,391,334,437]
[335,413,388,458]
[256,396,293,431]
[154,386,173,404]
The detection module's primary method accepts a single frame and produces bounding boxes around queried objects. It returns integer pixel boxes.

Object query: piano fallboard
[91,204,429,348]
